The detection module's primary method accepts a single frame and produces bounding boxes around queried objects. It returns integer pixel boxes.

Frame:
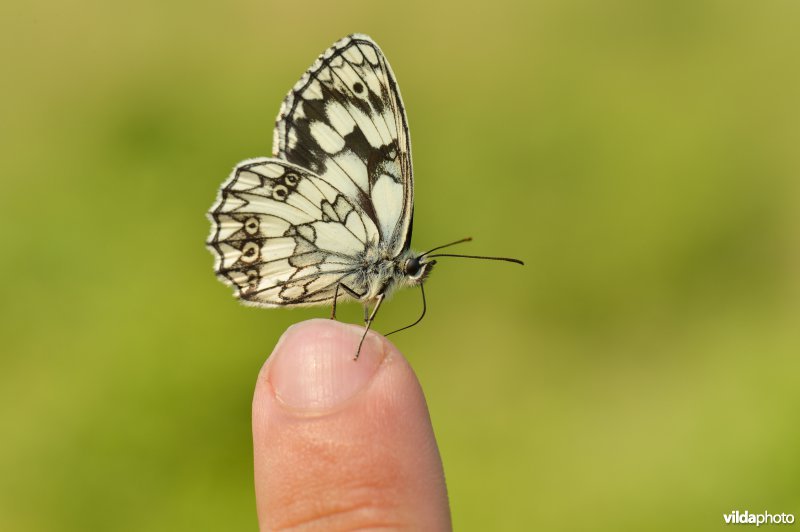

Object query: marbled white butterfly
[208,34,522,358]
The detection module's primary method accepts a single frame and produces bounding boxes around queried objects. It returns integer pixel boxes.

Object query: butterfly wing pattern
[209,34,522,354]
[274,34,413,254]
[208,34,413,308]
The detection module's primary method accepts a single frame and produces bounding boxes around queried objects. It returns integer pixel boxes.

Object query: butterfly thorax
[350,245,432,302]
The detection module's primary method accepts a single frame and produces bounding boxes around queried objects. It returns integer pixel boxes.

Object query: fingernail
[268,319,386,410]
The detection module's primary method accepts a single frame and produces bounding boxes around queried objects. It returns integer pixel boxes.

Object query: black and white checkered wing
[208,159,380,306]
[273,34,414,256]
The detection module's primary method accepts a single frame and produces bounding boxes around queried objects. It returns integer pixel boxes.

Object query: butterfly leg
[355,293,385,361]
[330,284,340,320]
[385,284,427,337]
[330,283,366,320]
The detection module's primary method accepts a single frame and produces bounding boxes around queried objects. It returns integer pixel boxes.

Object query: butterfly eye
[404,257,421,278]
[272,185,289,201]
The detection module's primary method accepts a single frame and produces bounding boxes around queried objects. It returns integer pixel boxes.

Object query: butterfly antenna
[385,284,427,337]
[422,237,523,264]
[425,254,524,265]
[419,237,473,258]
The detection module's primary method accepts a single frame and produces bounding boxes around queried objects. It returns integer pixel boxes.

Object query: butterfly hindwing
[273,34,414,256]
[208,158,380,306]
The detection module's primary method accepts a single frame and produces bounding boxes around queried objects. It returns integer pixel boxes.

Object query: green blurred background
[2,0,799,530]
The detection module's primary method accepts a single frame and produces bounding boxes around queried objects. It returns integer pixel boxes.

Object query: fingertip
[252,319,451,530]
[264,319,387,410]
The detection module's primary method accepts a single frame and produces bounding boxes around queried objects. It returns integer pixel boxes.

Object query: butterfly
[207,34,522,358]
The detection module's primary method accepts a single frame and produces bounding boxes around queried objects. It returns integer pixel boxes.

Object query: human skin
[253,319,452,531]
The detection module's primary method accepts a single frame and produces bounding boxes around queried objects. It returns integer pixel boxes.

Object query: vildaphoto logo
[724,510,795,526]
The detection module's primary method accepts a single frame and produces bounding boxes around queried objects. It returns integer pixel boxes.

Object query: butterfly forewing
[273,34,414,256]
[208,158,380,307]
